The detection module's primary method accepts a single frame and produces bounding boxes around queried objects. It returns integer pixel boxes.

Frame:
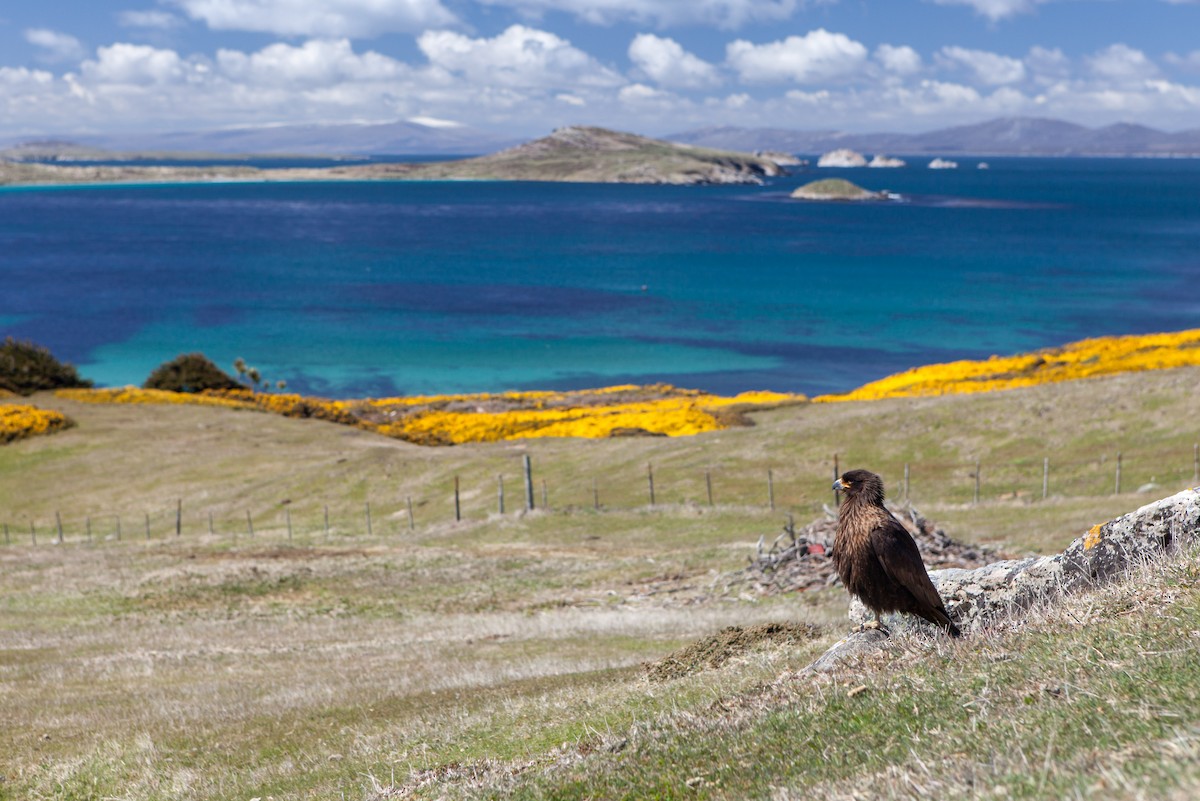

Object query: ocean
[3,157,1198,398]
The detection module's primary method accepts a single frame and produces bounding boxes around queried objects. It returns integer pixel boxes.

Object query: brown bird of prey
[832,469,961,637]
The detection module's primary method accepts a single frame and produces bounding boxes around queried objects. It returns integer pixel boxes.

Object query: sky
[2,0,1199,140]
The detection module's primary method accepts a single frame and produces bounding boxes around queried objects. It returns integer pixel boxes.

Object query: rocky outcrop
[846,488,1200,634]
[806,489,1200,673]
[868,155,905,168]
[928,158,959,169]
[755,150,807,168]
[817,149,867,168]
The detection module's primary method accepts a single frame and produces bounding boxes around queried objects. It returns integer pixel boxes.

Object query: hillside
[2,366,1199,799]
[0,127,785,188]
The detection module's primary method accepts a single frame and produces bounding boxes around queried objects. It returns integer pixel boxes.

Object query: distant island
[790,178,884,202]
[0,127,787,188]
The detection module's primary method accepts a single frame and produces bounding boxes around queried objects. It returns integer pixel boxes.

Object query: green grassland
[1,366,1199,799]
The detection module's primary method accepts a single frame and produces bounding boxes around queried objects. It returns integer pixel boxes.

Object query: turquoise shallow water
[3,158,1199,397]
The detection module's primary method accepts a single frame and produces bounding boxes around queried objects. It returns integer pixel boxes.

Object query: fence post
[1115,452,1122,495]
[246,511,254,538]
[767,469,775,511]
[30,521,36,546]
[208,511,215,536]
[833,454,840,507]
[454,477,461,522]
[541,479,548,510]
[286,508,293,542]
[406,497,415,531]
[973,460,981,505]
[175,499,182,537]
[56,511,64,544]
[706,470,713,507]
[116,515,121,541]
[366,502,373,536]
[325,505,332,538]
[86,516,92,542]
[904,463,910,501]
[647,463,656,506]
[1043,457,1049,500]
[523,454,535,511]
[593,478,600,511]
[145,513,151,541]
[498,475,505,515]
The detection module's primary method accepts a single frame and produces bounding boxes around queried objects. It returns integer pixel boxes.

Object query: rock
[803,629,890,674]
[868,155,906,168]
[755,150,807,168]
[817,149,867,168]
[928,158,959,169]
[847,488,1200,633]
[790,178,883,202]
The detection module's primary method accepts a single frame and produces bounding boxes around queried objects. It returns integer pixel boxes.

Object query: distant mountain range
[1,119,520,158]
[667,117,1200,157]
[5,116,1200,160]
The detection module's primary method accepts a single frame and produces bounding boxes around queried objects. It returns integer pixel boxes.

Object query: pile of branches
[739,504,1003,597]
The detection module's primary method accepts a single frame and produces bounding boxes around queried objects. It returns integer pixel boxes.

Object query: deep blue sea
[3,158,1199,398]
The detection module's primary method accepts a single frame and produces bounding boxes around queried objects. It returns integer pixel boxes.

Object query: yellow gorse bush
[0,403,73,444]
[56,384,802,445]
[815,328,1200,403]
[56,386,257,409]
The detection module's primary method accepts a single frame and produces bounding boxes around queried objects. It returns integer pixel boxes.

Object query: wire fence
[5,442,1199,549]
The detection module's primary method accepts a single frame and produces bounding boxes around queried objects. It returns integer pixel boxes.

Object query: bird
[832,469,961,637]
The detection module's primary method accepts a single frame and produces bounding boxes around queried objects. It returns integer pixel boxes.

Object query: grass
[481,548,1200,800]
[1,367,1199,799]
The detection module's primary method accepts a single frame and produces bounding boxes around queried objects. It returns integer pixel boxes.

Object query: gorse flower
[55,384,802,445]
[814,328,1200,403]
[0,404,73,443]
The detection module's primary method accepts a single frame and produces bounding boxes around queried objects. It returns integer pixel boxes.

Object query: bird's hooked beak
[833,477,848,492]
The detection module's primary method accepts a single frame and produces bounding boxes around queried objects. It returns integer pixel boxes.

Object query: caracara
[832,469,961,637]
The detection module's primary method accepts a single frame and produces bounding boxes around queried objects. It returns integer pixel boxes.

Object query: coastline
[7,327,1196,447]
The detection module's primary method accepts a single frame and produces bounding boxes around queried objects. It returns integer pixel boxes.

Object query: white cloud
[875,44,922,75]
[1087,44,1159,83]
[217,39,406,87]
[418,25,623,89]
[726,29,868,84]
[80,43,189,85]
[25,29,86,64]
[119,10,185,29]
[170,0,457,37]
[618,82,670,103]
[1026,46,1070,82]
[937,45,1026,85]
[929,0,1048,21]
[628,34,721,88]
[477,0,800,28]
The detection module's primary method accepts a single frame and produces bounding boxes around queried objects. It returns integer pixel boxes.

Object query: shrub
[0,337,93,396]
[0,404,74,444]
[143,353,242,393]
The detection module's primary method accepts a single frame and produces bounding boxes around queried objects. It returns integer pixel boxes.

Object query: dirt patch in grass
[645,621,822,682]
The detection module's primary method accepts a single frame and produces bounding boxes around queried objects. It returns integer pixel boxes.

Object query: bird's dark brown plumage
[832,469,961,637]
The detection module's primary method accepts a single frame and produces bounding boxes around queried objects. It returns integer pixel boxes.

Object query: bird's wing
[868,519,943,609]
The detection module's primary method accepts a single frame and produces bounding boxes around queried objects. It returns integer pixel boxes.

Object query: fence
[5,442,1199,549]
